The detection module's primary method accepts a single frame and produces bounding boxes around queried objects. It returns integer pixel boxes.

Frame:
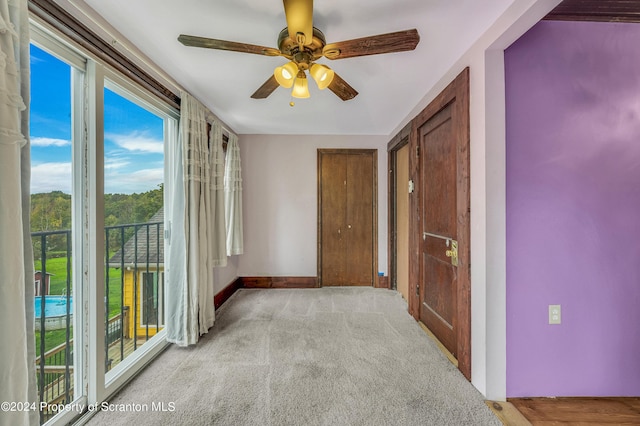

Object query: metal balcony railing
[32,219,163,424]
[32,229,72,425]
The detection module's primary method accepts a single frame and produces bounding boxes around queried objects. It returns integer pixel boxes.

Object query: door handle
[445,240,458,267]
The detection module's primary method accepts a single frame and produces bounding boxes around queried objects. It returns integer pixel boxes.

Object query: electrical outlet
[549,304,561,325]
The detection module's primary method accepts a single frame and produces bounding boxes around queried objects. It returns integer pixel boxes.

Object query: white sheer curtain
[166,92,216,346]
[0,0,38,425]
[210,120,227,267]
[224,133,243,255]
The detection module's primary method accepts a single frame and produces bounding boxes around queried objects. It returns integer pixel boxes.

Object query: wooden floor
[415,323,640,425]
[43,338,143,404]
[487,401,531,425]
[502,397,640,425]
[107,337,145,369]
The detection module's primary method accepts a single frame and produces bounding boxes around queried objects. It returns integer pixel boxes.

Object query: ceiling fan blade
[328,73,358,101]
[251,75,280,99]
[178,34,281,56]
[283,0,313,46]
[323,29,419,60]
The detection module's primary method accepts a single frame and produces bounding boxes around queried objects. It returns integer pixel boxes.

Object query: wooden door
[318,149,377,287]
[409,68,470,379]
[320,153,348,285]
[388,124,411,298]
[418,103,457,353]
[396,145,410,300]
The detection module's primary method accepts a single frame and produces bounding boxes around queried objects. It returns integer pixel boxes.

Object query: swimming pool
[34,296,73,331]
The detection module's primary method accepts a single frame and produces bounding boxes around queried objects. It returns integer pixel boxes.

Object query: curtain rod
[205,111,235,138]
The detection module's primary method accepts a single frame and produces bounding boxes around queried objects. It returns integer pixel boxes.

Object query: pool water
[34,296,73,319]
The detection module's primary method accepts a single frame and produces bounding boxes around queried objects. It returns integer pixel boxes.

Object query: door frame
[408,68,471,380]
[317,149,378,287]
[387,123,411,292]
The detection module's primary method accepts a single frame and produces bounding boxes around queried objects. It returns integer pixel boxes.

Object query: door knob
[445,240,458,267]
[348,225,352,229]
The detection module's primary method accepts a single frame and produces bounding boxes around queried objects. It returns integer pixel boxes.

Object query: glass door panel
[29,43,80,425]
[102,82,165,375]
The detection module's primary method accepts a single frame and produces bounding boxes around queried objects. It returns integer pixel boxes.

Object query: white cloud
[105,158,130,170]
[31,137,71,147]
[130,168,164,181]
[31,163,162,194]
[31,162,72,193]
[30,55,45,65]
[105,168,164,194]
[107,132,163,154]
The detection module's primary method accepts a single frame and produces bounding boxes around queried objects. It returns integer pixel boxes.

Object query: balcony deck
[40,336,151,420]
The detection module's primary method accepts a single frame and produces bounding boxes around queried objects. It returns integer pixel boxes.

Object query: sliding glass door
[29,31,86,425]
[102,76,167,378]
[30,21,178,425]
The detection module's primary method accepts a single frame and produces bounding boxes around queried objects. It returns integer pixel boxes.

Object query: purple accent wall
[506,21,640,397]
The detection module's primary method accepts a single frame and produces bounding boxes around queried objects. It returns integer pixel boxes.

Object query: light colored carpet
[87,288,500,425]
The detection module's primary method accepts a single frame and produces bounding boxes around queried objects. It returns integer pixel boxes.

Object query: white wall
[237,134,388,278]
[213,255,239,294]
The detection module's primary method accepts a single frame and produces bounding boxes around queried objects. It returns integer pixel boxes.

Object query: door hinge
[416,144,420,158]
[416,283,420,296]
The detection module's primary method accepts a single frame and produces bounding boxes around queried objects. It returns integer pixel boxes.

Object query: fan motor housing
[278,27,326,60]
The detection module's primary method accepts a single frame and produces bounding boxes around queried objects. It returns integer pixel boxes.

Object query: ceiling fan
[178,0,419,103]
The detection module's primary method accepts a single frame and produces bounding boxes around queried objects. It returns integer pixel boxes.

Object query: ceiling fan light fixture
[309,63,334,90]
[274,61,298,88]
[291,71,310,99]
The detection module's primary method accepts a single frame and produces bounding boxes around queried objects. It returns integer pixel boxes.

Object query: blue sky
[30,44,164,195]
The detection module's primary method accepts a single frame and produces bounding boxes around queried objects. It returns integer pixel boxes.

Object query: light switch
[549,304,561,325]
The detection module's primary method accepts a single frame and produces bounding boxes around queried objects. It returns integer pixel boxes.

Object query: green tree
[31,191,71,232]
[32,186,162,234]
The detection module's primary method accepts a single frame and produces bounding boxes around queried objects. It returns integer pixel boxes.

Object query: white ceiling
[80,0,514,135]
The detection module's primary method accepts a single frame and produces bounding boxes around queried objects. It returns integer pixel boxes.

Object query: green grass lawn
[35,328,72,362]
[34,256,71,295]
[34,256,125,356]
[35,257,124,315]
